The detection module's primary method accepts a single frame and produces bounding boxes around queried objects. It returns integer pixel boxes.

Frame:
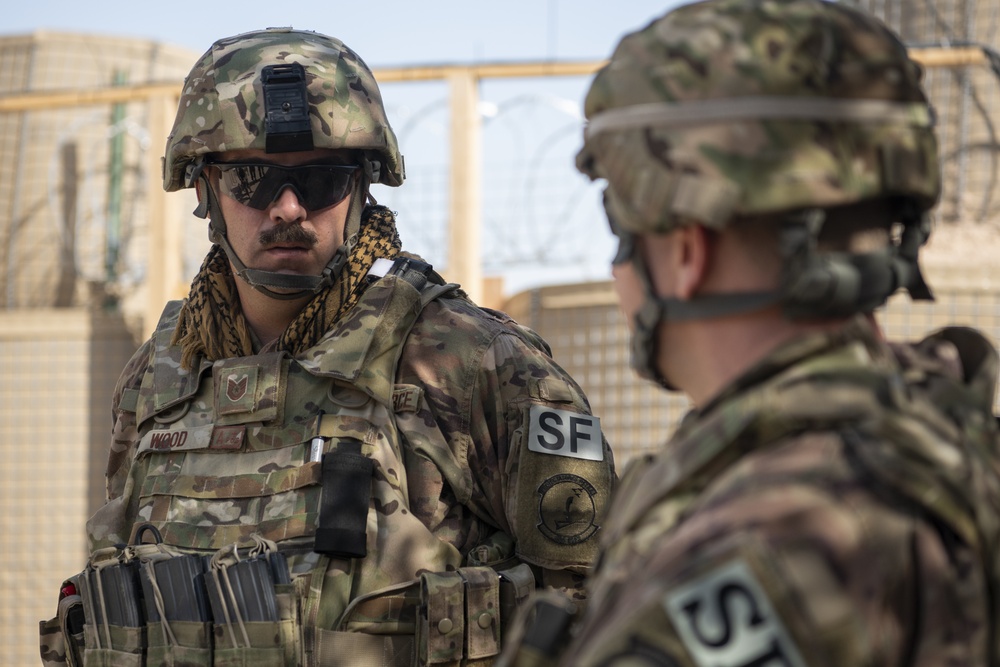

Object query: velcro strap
[460,567,501,660]
[315,438,372,559]
[350,592,418,632]
[56,594,85,667]
[420,571,465,664]
[119,388,140,414]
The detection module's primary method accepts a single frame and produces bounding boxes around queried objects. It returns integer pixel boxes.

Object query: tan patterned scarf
[171,205,401,369]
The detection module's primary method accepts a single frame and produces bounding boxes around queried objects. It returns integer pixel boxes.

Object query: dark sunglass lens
[217,163,356,210]
[218,165,267,206]
[295,166,355,210]
[611,232,635,265]
[248,166,292,209]
[605,209,635,265]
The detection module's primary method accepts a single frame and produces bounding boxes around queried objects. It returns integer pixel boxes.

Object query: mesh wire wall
[0,32,198,311]
[849,0,1000,224]
[505,279,1000,468]
[0,311,137,667]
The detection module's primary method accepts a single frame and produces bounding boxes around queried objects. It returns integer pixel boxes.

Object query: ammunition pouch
[43,532,537,667]
[39,588,85,667]
[418,567,501,665]
[42,530,298,667]
[202,536,297,667]
[77,543,152,667]
[143,550,213,667]
[311,561,535,667]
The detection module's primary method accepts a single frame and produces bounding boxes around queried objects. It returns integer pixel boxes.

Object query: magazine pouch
[77,547,147,667]
[205,536,297,667]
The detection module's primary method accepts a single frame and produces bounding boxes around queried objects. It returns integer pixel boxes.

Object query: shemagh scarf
[171,205,401,369]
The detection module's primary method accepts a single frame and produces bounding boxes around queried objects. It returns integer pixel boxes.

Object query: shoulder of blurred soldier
[555,321,1000,667]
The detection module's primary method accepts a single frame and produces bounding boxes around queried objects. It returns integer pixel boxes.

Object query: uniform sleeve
[558,433,987,666]
[395,300,616,601]
[469,330,615,573]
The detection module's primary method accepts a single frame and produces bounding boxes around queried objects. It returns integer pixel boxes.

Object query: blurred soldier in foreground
[40,27,614,666]
[500,0,1000,665]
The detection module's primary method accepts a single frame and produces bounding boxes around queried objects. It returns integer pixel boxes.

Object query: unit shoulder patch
[536,473,599,545]
[662,559,807,667]
[527,404,603,461]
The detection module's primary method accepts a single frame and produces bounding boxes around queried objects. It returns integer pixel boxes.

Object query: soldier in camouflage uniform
[39,27,615,667]
[500,1,1000,666]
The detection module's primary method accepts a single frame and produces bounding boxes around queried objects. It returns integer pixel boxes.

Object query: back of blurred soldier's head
[580,0,939,316]
[579,0,941,389]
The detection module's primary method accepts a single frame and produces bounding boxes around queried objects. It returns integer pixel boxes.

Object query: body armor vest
[132,270,462,569]
[66,266,527,667]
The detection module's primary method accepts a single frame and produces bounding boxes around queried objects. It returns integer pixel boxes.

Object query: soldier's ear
[674,225,712,301]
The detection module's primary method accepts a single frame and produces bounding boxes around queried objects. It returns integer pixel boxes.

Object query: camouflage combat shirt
[83,267,615,664]
[553,317,1000,667]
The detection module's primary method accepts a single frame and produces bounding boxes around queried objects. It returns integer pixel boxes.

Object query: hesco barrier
[0,309,137,667]
[503,267,1000,468]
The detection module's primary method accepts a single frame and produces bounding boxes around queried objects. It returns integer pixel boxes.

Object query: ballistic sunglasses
[211,161,360,211]
[603,191,635,265]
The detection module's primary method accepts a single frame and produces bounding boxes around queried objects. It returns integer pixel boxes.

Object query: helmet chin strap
[621,241,667,389]
[622,231,779,390]
[193,166,371,301]
[616,197,932,388]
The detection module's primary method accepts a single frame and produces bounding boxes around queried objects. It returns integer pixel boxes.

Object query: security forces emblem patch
[527,405,603,461]
[662,560,807,667]
[537,473,599,545]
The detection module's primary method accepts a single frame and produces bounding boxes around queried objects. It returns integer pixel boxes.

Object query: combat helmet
[163,27,405,299]
[577,0,940,383]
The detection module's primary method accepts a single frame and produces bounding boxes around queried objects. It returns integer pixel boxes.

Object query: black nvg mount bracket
[261,62,314,153]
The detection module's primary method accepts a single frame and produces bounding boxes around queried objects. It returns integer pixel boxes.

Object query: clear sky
[3,0,683,69]
[3,0,690,295]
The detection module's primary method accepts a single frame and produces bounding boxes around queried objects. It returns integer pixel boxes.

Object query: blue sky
[3,1,682,70]
[3,0,689,294]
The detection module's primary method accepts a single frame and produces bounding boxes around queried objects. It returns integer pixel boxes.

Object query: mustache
[258,225,318,247]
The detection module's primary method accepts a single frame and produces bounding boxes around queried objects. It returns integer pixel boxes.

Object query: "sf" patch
[662,560,807,667]
[527,405,603,461]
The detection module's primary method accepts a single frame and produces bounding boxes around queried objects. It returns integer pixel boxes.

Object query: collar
[690,315,889,418]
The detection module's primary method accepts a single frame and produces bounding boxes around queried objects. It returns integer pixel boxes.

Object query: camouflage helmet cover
[163,27,404,191]
[577,0,941,235]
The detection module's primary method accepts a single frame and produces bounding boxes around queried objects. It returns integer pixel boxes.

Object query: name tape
[138,424,214,454]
